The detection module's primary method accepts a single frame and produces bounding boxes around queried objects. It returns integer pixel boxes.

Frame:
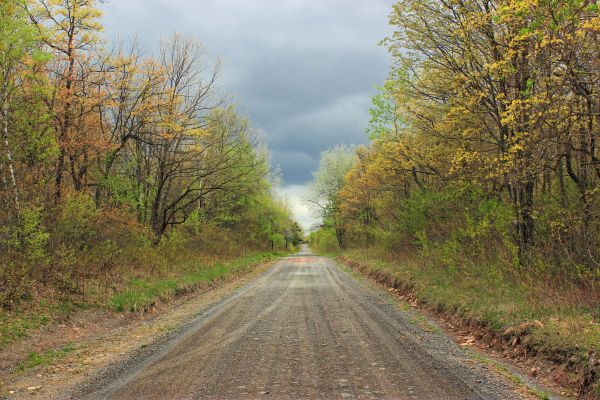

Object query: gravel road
[69,246,521,399]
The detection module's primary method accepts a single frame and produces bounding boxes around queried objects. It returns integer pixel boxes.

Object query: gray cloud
[101,0,394,185]
[101,0,395,228]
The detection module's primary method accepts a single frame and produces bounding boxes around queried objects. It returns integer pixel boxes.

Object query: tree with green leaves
[336,0,600,279]
[0,0,51,220]
[306,144,355,247]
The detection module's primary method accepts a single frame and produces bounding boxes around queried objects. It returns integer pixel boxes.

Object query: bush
[0,208,49,308]
[271,233,286,250]
[52,193,99,249]
[0,259,31,309]
[308,227,340,253]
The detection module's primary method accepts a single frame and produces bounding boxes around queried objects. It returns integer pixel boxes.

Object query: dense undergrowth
[0,244,284,352]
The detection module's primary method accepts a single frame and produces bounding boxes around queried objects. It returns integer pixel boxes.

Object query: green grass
[469,352,552,399]
[340,248,600,362]
[0,312,50,350]
[407,312,441,334]
[0,301,84,352]
[17,344,74,371]
[109,252,277,312]
[0,252,281,350]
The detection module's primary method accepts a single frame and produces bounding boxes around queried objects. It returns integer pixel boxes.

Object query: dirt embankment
[338,255,599,399]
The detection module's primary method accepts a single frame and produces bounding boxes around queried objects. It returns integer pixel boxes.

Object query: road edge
[333,254,572,400]
[1,256,282,400]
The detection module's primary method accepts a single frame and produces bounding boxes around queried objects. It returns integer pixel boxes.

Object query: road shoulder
[334,254,572,400]
[0,259,278,400]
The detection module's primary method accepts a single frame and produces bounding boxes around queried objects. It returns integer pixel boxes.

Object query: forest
[308,0,600,395]
[0,0,301,311]
[2,0,600,396]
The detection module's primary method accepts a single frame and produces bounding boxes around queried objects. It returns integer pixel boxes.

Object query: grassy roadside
[0,301,85,352]
[108,252,280,312]
[0,251,283,353]
[334,247,600,398]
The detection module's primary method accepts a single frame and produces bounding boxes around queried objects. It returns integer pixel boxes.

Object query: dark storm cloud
[100,0,395,228]
[101,0,394,185]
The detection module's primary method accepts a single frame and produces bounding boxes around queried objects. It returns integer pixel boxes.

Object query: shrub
[308,227,340,253]
[0,207,48,308]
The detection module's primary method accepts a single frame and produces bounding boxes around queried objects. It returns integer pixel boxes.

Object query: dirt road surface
[67,246,521,399]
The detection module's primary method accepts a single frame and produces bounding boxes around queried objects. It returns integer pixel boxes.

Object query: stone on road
[71,246,519,399]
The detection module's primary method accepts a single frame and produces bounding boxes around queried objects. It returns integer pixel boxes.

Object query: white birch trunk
[2,98,19,212]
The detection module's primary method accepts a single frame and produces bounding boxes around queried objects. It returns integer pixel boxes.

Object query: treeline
[310,0,600,285]
[0,0,301,307]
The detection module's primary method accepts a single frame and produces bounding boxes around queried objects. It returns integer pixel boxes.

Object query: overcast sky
[100,0,395,230]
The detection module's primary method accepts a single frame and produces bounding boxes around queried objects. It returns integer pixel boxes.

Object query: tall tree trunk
[335,225,345,249]
[0,159,8,195]
[2,100,19,215]
[508,179,535,268]
[55,147,65,200]
[56,36,76,201]
[557,158,568,207]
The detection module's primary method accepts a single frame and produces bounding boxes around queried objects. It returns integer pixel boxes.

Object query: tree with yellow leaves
[27,0,105,199]
[332,0,600,276]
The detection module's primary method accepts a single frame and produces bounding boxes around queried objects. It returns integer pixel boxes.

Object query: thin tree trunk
[56,35,76,201]
[55,146,65,201]
[508,179,535,268]
[557,158,568,207]
[2,100,19,213]
[0,159,8,194]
